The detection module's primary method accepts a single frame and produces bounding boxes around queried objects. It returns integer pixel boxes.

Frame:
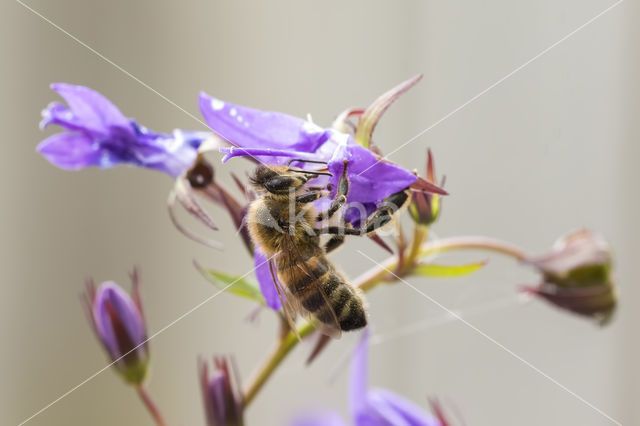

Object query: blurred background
[2,1,638,425]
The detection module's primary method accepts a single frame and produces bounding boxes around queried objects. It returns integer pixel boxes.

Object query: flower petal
[349,330,440,426]
[220,147,318,165]
[290,411,347,426]
[50,83,133,135]
[136,136,199,177]
[37,131,101,170]
[254,246,282,310]
[349,329,370,421]
[328,142,417,204]
[364,388,441,426]
[522,282,616,325]
[93,282,145,359]
[40,102,84,131]
[527,229,611,279]
[105,284,147,346]
[199,92,330,152]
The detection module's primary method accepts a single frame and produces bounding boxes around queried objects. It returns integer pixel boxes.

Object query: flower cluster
[37,78,618,426]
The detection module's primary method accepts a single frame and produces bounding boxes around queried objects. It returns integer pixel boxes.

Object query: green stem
[242,234,528,408]
[243,325,315,407]
[420,236,527,261]
[405,224,429,271]
[242,258,394,406]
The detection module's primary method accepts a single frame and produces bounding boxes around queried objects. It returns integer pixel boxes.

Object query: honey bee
[247,159,410,338]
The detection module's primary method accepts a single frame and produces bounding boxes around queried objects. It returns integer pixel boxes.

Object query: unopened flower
[409,149,443,226]
[38,83,211,178]
[83,271,149,384]
[291,330,443,426]
[200,356,244,426]
[523,229,616,324]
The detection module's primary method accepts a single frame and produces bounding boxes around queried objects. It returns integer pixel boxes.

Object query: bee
[247,159,410,338]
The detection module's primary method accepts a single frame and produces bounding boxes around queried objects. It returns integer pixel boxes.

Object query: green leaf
[413,260,487,278]
[196,263,265,305]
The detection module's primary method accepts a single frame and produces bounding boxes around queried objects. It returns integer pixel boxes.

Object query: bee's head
[249,164,331,195]
[249,165,306,194]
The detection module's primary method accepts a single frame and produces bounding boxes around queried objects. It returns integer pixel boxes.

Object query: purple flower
[83,271,149,385]
[292,330,442,426]
[38,83,211,178]
[523,229,616,324]
[198,92,446,226]
[199,357,244,426]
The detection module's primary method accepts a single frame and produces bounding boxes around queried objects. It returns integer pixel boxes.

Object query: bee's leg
[362,189,410,234]
[362,207,395,234]
[296,190,330,204]
[316,160,349,222]
[324,235,345,253]
[316,226,362,236]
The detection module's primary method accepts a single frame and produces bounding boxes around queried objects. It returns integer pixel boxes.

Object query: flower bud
[409,149,442,226]
[83,272,149,384]
[200,357,244,426]
[524,229,616,324]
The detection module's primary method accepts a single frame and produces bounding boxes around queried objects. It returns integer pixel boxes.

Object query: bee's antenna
[287,158,329,167]
[287,167,333,177]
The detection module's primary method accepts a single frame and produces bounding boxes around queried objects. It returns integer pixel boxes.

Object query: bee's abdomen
[291,260,367,332]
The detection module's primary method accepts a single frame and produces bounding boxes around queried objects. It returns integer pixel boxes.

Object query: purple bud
[83,272,149,384]
[523,229,616,324]
[409,149,443,226]
[199,357,244,426]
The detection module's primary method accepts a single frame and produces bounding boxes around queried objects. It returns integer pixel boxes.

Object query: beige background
[2,1,638,425]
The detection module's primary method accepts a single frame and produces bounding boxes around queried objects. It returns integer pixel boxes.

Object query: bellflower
[83,272,149,385]
[523,229,616,324]
[38,83,211,178]
[291,330,442,426]
[199,88,446,225]
[199,80,447,310]
[200,357,244,426]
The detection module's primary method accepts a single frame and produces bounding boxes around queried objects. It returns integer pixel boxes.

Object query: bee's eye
[264,176,296,193]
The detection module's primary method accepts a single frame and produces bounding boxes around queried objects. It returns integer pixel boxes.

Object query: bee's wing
[281,232,342,339]
[267,257,301,341]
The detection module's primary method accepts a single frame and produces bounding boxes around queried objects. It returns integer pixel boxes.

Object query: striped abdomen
[277,253,367,332]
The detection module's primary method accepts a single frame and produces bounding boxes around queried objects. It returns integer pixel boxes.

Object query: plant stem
[242,260,392,407]
[243,324,315,406]
[420,236,527,261]
[136,385,168,426]
[242,234,528,408]
[405,224,428,270]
